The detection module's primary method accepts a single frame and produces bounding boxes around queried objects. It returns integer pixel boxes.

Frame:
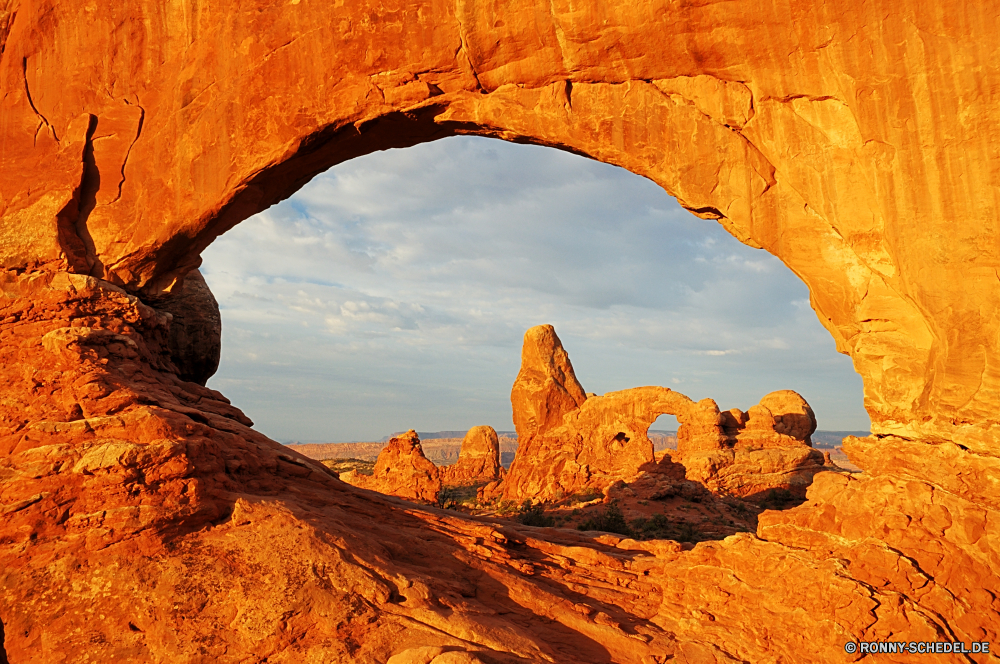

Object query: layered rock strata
[440,426,504,486]
[2,1,1000,660]
[497,325,828,503]
[340,430,441,503]
[1,231,998,663]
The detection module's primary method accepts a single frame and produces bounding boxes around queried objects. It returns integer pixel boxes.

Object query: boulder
[341,430,441,503]
[147,269,222,386]
[440,426,503,486]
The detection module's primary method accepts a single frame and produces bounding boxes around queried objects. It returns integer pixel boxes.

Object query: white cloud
[201,136,869,441]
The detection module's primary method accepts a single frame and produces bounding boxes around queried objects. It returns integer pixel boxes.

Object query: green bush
[495,500,520,516]
[625,512,703,542]
[436,487,461,510]
[568,488,603,504]
[577,501,632,536]
[516,501,555,527]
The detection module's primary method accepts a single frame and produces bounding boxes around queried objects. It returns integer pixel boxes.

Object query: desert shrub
[577,501,632,536]
[629,513,670,539]
[759,488,800,510]
[673,522,699,542]
[516,501,555,527]
[649,513,669,530]
[495,500,520,516]
[568,488,603,504]
[626,512,705,542]
[727,499,752,517]
[436,487,461,510]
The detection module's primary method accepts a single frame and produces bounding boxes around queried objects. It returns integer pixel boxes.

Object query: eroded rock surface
[440,426,503,486]
[2,2,1000,661]
[340,430,441,503]
[3,0,998,446]
[1,244,998,663]
[673,390,828,499]
[147,269,222,386]
[497,326,828,503]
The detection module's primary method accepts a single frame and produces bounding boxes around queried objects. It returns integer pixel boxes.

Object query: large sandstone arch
[4,0,999,447]
[2,1,999,662]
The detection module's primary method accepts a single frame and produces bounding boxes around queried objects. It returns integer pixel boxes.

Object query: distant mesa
[288,433,519,468]
[381,430,516,442]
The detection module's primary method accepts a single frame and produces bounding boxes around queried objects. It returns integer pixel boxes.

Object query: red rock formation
[146,269,221,386]
[440,426,503,486]
[510,325,587,440]
[4,0,998,448]
[2,2,1000,660]
[498,326,827,503]
[2,223,999,664]
[672,390,828,499]
[340,430,441,503]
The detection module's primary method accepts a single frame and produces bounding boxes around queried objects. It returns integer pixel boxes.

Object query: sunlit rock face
[1,1,999,661]
[340,430,442,503]
[3,0,997,445]
[497,325,828,502]
[439,426,504,486]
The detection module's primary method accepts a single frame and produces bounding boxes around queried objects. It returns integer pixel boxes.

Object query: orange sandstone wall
[3,3,1000,662]
[1,2,1000,446]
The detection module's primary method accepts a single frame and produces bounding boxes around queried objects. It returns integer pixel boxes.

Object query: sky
[200,136,870,443]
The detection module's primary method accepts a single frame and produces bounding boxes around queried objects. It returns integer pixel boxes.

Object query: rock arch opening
[196,136,868,539]
[3,2,999,659]
[200,136,868,449]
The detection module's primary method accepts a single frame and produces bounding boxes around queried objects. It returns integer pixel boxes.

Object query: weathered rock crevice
[111,104,145,205]
[22,56,58,144]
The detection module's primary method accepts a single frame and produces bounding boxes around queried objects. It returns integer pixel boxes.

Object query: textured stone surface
[673,390,828,498]
[510,325,588,442]
[0,252,998,663]
[147,269,222,386]
[3,0,999,445]
[498,326,828,502]
[2,1,1000,661]
[440,426,503,486]
[340,430,441,503]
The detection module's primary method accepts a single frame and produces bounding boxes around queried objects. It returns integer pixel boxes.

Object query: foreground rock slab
[0,260,998,662]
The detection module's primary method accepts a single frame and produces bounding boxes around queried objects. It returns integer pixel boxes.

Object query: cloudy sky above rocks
[201,136,869,442]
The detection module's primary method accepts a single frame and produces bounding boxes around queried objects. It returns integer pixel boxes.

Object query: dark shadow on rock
[1,615,8,664]
[147,268,221,385]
